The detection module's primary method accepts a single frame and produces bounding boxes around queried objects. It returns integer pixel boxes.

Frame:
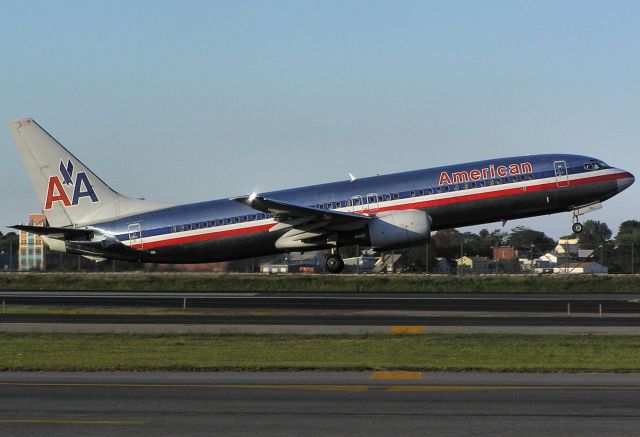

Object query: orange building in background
[493,246,516,261]
[19,213,47,271]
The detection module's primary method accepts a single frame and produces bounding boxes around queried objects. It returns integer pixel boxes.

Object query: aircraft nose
[617,169,635,193]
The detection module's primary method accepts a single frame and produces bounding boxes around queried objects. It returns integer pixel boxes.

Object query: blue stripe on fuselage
[92,154,604,242]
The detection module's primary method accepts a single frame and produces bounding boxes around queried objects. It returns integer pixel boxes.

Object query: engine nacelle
[367,210,431,250]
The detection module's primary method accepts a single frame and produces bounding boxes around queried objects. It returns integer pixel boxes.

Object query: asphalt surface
[1,372,639,437]
[3,313,640,326]
[3,291,640,334]
[2,291,640,312]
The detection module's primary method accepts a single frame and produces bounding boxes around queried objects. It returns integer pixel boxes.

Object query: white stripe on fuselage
[122,168,620,247]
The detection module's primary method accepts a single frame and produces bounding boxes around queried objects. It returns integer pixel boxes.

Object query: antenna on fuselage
[348,172,357,182]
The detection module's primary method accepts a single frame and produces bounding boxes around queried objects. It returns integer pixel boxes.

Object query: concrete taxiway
[1,371,639,437]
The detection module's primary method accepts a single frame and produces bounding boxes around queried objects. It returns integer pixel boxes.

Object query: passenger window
[346,199,352,207]
[393,193,399,200]
[411,191,416,197]
[171,226,176,233]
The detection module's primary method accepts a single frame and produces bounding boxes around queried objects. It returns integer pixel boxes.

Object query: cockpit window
[584,160,609,171]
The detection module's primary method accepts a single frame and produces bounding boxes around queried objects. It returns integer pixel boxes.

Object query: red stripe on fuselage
[365,171,626,215]
[131,171,629,251]
[131,223,274,250]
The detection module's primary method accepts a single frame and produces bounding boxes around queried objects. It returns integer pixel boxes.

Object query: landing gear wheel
[325,254,345,274]
[572,222,584,234]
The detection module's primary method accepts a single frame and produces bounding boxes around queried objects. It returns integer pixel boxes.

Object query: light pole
[598,244,604,266]
[425,239,429,274]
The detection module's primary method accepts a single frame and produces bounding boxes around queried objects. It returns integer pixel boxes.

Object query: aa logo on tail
[44,159,99,210]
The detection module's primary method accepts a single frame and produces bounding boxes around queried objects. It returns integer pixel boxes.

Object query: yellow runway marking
[371,371,422,380]
[0,418,145,425]
[389,326,424,334]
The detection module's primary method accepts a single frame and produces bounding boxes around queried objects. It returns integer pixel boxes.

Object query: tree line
[397,219,640,274]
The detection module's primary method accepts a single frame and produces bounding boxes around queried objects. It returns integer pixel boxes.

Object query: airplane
[8,118,635,273]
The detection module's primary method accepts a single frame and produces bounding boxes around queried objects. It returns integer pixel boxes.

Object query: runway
[1,371,639,437]
[2,291,640,334]
[2,291,640,312]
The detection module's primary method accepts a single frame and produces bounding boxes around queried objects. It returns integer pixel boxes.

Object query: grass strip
[1,272,640,292]
[1,333,639,372]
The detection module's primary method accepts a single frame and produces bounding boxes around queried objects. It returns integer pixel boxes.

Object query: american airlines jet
[8,118,635,273]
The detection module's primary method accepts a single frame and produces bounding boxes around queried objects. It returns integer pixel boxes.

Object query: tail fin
[8,118,168,227]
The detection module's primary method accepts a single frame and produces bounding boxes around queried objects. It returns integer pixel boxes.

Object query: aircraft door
[351,195,364,213]
[366,193,380,213]
[128,222,143,249]
[553,161,569,187]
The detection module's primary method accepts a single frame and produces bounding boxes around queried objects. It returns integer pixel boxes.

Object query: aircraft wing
[231,194,371,225]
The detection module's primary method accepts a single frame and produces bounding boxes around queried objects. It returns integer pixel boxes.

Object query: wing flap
[231,195,370,225]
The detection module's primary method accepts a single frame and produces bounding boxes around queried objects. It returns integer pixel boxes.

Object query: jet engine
[367,210,431,250]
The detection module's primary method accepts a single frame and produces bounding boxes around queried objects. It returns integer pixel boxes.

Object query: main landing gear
[325,248,344,274]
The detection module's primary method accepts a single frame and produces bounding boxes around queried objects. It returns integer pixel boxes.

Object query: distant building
[435,257,452,274]
[456,256,494,274]
[19,213,46,271]
[493,246,515,261]
[555,238,580,256]
[538,252,563,265]
[554,262,608,274]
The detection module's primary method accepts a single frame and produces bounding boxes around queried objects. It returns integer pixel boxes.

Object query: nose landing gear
[572,221,584,234]
[570,202,602,234]
[572,209,584,234]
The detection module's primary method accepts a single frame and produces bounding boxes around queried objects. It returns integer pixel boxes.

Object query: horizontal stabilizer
[10,224,93,240]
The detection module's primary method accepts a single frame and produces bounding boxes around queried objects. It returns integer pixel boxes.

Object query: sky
[0,0,638,239]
